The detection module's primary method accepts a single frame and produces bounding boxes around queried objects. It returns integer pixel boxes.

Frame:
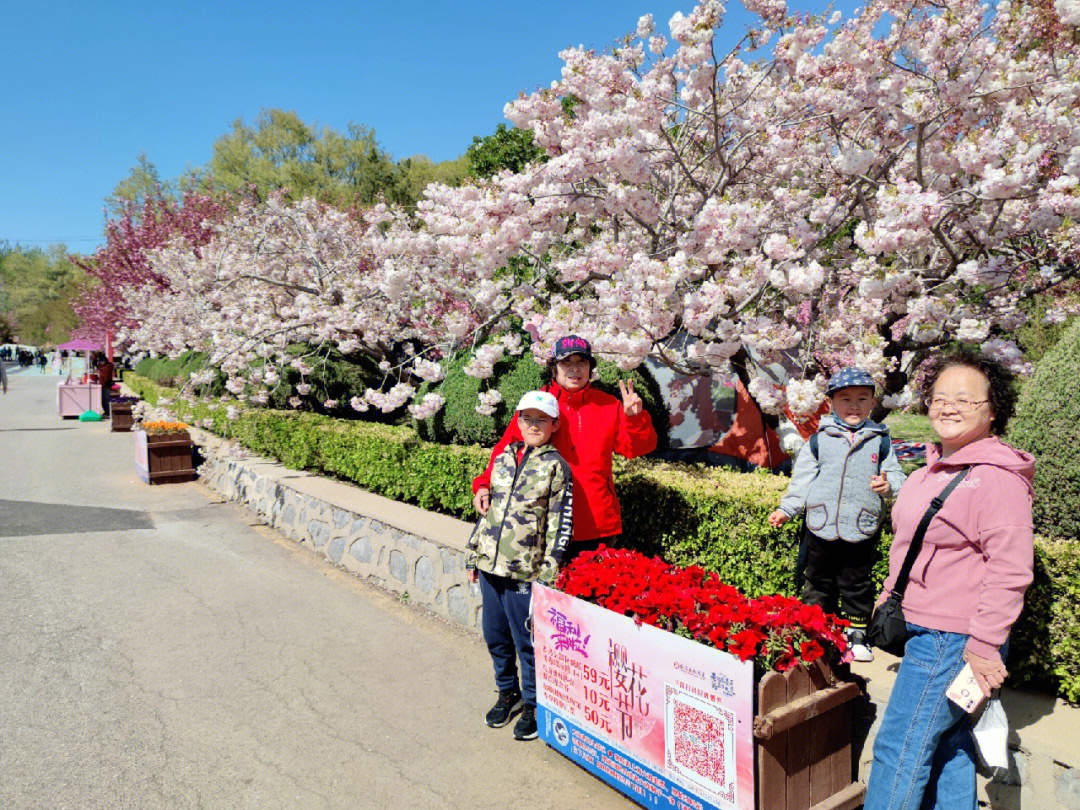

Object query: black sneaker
[513,704,538,741]
[484,690,522,728]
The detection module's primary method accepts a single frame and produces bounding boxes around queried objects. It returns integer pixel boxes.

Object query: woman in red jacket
[472,336,658,558]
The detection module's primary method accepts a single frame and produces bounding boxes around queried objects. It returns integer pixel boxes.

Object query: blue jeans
[479,571,536,706]
[864,624,978,810]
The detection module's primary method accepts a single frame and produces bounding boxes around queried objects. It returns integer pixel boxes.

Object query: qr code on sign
[665,686,737,806]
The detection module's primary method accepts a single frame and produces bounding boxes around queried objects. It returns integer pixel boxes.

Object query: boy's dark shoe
[513,704,538,741]
[484,690,522,728]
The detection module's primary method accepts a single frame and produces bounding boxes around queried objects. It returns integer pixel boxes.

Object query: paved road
[0,370,631,810]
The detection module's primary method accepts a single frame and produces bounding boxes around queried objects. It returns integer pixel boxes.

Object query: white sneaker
[850,642,875,662]
[846,628,875,662]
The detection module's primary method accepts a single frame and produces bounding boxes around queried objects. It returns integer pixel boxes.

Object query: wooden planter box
[535,584,866,810]
[135,430,197,485]
[755,662,866,810]
[111,402,135,432]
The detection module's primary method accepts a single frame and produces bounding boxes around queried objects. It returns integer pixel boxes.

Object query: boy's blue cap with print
[826,367,876,396]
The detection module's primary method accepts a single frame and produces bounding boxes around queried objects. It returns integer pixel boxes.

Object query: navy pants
[800,532,877,626]
[480,571,536,706]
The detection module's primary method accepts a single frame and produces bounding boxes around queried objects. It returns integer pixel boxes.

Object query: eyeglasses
[519,415,554,426]
[924,396,988,414]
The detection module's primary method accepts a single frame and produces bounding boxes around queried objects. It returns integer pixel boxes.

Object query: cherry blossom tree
[70,190,230,343]
[396,0,1080,423]
[114,0,1080,431]
[119,194,489,412]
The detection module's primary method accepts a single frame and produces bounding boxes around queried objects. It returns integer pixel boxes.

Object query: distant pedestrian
[466,391,573,742]
[1,360,7,394]
[95,355,115,414]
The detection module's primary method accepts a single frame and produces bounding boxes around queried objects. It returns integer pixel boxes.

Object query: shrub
[122,371,1080,701]
[1009,538,1080,701]
[263,344,390,419]
[414,349,544,445]
[1008,317,1080,540]
[133,350,222,394]
[415,347,668,448]
[618,461,804,595]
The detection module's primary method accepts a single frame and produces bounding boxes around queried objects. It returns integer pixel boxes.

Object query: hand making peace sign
[619,379,643,417]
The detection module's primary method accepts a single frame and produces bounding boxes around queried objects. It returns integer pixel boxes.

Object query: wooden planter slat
[755,662,866,810]
[786,666,813,810]
[758,672,789,810]
[808,782,867,810]
[754,681,862,739]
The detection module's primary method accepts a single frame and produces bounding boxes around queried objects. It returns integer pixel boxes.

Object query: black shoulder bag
[867,467,970,656]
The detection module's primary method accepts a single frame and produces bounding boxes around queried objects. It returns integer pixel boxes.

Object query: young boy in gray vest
[768,368,906,662]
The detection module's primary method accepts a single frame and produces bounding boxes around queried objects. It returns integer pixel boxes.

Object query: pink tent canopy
[57,339,103,352]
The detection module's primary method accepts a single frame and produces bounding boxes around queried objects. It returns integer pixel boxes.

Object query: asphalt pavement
[0,367,632,810]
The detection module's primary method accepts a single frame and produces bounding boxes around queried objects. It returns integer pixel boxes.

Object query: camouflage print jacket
[466,442,573,584]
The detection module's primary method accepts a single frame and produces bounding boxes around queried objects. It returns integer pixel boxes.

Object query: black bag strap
[892,468,970,597]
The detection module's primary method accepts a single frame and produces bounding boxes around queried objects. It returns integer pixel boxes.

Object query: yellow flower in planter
[141,420,190,435]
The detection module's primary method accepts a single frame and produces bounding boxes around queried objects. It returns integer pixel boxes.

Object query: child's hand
[467,569,479,585]
[768,510,790,528]
[473,487,491,515]
[870,474,890,495]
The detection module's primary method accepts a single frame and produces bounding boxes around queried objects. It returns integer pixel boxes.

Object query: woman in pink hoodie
[864,350,1034,810]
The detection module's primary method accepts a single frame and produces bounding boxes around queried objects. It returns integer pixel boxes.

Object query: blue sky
[1,0,772,253]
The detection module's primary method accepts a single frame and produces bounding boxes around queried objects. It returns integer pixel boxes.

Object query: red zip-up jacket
[472,381,658,541]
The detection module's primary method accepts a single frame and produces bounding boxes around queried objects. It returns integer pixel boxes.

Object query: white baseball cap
[516,391,560,419]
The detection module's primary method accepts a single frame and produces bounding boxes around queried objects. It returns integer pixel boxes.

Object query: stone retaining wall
[198,440,483,632]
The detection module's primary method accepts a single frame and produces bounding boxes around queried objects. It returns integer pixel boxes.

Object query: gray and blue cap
[825,367,876,396]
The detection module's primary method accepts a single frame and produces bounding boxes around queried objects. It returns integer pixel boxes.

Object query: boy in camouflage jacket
[467,391,573,741]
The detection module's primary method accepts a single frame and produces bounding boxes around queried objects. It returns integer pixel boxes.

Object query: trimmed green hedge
[123,371,1080,701]
[134,350,220,392]
[1009,317,1080,541]
[1010,538,1080,701]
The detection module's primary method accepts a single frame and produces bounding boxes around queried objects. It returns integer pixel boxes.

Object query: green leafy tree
[466,124,545,179]
[206,109,406,207]
[108,153,169,216]
[395,155,471,205]
[0,243,85,345]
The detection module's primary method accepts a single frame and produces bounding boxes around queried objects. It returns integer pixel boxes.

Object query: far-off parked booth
[55,338,105,418]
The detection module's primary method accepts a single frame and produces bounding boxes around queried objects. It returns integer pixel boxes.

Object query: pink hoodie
[882,436,1035,659]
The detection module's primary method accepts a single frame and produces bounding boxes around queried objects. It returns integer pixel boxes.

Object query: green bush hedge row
[123,372,1080,701]
[1009,316,1080,541]
[134,351,219,392]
